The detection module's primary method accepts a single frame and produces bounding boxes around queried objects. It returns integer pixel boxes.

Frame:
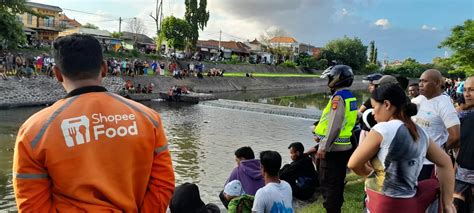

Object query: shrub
[281,60,297,68]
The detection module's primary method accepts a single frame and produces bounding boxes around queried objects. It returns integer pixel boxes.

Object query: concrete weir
[200,99,322,120]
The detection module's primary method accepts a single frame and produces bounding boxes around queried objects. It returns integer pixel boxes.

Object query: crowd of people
[10,34,474,213]
[0,51,56,80]
[170,67,473,213]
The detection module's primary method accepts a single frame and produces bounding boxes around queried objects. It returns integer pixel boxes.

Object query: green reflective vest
[314,89,358,145]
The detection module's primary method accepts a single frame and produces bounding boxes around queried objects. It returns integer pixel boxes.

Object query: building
[245,39,274,64]
[59,27,120,51]
[269,36,299,52]
[58,14,82,29]
[299,43,322,58]
[245,38,262,52]
[197,40,250,60]
[120,32,156,53]
[19,2,63,42]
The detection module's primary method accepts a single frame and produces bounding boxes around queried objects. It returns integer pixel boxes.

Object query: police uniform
[314,65,358,213]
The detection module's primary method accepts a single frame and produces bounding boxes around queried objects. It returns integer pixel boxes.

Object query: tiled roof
[197,40,250,54]
[26,2,62,12]
[269,36,297,43]
[59,14,82,28]
[249,39,260,45]
[121,32,154,44]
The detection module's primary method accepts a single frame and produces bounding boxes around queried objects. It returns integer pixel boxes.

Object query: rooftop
[26,2,63,12]
[269,36,298,43]
[197,40,250,53]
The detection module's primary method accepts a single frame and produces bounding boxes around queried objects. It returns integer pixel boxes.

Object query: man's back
[252,181,293,213]
[13,89,174,212]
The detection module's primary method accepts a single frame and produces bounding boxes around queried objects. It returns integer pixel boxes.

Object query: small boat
[159,92,217,104]
[127,93,162,101]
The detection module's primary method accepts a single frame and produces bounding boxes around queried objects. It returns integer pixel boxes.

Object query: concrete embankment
[0,76,125,109]
[0,75,367,108]
[125,75,367,94]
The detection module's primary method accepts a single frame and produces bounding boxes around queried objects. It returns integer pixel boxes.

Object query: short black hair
[288,142,304,155]
[260,151,282,177]
[52,34,103,80]
[235,146,255,160]
[409,83,419,88]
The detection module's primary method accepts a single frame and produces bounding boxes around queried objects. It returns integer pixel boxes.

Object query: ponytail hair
[372,83,419,141]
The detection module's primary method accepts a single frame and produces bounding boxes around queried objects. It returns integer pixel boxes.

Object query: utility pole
[118,17,122,33]
[218,30,222,52]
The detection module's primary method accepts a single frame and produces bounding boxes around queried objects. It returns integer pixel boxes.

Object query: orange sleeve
[140,116,175,213]
[13,129,53,212]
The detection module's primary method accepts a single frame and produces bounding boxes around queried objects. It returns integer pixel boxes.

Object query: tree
[320,36,368,71]
[160,16,192,50]
[439,19,474,76]
[374,48,378,64]
[0,10,25,47]
[111,32,123,39]
[184,0,209,48]
[128,18,145,45]
[83,23,99,29]
[0,0,40,47]
[368,41,378,64]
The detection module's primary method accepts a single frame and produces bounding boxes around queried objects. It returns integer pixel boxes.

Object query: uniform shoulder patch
[350,100,358,111]
[332,96,341,110]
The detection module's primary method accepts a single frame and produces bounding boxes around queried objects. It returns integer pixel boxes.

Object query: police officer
[314,65,358,213]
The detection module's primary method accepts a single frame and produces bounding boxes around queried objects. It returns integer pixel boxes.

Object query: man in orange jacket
[13,34,175,212]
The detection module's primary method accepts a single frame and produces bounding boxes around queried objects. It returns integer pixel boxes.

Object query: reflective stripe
[31,96,79,149]
[106,93,159,128]
[15,173,48,179]
[154,144,168,154]
[315,134,351,144]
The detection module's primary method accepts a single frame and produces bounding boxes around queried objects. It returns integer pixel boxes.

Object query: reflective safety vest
[314,89,358,145]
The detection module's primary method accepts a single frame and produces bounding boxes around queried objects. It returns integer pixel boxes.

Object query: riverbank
[0,75,367,109]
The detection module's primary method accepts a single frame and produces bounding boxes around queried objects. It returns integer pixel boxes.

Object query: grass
[297,173,365,213]
[223,72,320,78]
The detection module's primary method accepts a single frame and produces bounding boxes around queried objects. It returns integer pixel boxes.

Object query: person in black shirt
[279,142,318,200]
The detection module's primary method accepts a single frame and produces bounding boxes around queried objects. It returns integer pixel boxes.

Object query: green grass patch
[223,72,320,78]
[298,174,365,213]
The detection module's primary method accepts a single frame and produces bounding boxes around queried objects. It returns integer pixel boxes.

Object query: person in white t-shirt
[413,69,460,180]
[348,83,455,213]
[252,151,293,213]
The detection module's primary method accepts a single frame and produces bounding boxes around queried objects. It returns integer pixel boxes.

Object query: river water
[0,90,369,208]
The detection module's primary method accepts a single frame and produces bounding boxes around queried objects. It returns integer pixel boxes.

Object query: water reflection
[248,90,371,109]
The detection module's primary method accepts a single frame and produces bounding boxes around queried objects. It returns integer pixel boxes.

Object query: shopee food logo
[60,113,138,147]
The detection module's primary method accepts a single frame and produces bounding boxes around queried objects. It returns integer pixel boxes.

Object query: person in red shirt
[13,34,175,212]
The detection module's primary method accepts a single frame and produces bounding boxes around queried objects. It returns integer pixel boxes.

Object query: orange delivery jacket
[13,86,175,212]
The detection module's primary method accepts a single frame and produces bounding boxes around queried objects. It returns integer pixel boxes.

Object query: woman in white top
[348,83,455,213]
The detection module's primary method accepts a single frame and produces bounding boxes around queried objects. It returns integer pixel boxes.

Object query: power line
[62,8,117,19]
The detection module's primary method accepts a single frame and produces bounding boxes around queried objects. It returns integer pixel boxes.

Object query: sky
[34,0,473,63]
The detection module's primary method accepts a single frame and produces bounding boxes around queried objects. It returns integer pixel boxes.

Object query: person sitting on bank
[220,146,264,209]
[170,183,221,213]
[223,180,254,213]
[279,142,318,201]
[252,151,293,212]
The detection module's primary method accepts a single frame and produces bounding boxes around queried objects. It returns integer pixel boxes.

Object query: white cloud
[374,19,390,29]
[421,24,437,31]
[341,8,349,16]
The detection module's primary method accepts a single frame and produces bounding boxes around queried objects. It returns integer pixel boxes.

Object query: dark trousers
[219,190,229,209]
[317,150,352,213]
